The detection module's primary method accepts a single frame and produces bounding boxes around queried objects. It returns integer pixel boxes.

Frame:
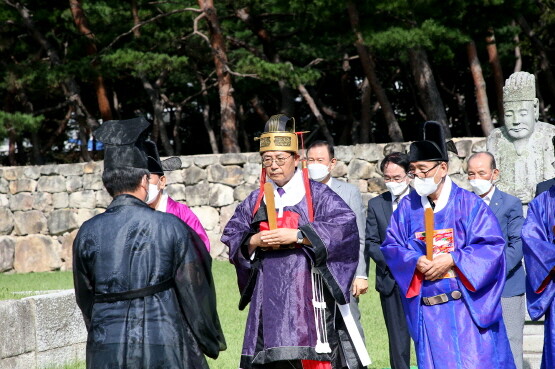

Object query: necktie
[393,196,400,211]
[277,187,285,197]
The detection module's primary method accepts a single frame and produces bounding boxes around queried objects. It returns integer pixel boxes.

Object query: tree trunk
[298,84,334,145]
[346,0,403,142]
[359,77,372,143]
[69,0,112,121]
[197,72,219,153]
[517,15,555,101]
[199,0,239,153]
[485,28,504,125]
[407,47,451,138]
[512,20,522,73]
[467,41,494,136]
[7,0,94,161]
[140,73,174,155]
[130,0,141,37]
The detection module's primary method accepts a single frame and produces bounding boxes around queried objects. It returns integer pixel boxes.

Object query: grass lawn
[0,261,416,369]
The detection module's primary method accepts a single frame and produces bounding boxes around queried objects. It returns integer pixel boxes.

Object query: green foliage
[101,49,189,77]
[0,111,43,139]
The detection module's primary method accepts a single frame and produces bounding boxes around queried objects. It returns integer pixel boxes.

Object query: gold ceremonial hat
[255,114,299,153]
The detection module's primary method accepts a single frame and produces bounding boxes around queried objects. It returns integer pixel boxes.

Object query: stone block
[367,178,386,193]
[451,174,472,191]
[334,145,354,163]
[185,182,211,206]
[167,184,187,202]
[52,192,69,209]
[178,156,193,168]
[454,139,473,158]
[0,208,14,235]
[243,163,261,185]
[23,166,41,179]
[0,194,7,207]
[524,322,544,336]
[0,237,15,272]
[58,163,85,176]
[194,154,220,168]
[36,342,86,369]
[447,153,462,175]
[183,166,207,185]
[0,299,35,358]
[30,290,87,352]
[523,334,544,353]
[14,235,62,273]
[234,184,257,202]
[354,143,383,162]
[164,169,185,185]
[208,164,244,187]
[37,176,66,193]
[523,353,542,369]
[347,179,369,193]
[383,143,406,156]
[219,203,238,229]
[9,193,34,211]
[69,190,96,209]
[246,152,262,163]
[0,178,8,193]
[361,193,377,209]
[0,352,35,369]
[83,161,100,174]
[190,206,219,231]
[82,174,104,190]
[331,161,348,178]
[13,210,48,235]
[2,167,23,181]
[220,153,247,165]
[65,175,83,192]
[9,179,37,194]
[76,208,103,227]
[60,230,78,271]
[32,192,53,212]
[95,190,112,208]
[47,209,79,235]
[40,164,59,175]
[347,159,377,180]
[209,184,234,207]
[207,231,227,259]
[471,139,486,153]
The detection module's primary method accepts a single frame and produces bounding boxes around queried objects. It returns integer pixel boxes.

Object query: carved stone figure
[487,71,555,204]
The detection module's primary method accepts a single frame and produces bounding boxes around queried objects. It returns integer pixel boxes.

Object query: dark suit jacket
[365,191,399,295]
[489,188,525,297]
[536,178,555,197]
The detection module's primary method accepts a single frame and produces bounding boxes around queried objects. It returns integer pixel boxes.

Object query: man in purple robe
[381,121,515,369]
[221,114,369,369]
[522,186,555,369]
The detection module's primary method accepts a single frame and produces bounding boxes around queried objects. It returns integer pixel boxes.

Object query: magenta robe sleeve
[166,197,211,252]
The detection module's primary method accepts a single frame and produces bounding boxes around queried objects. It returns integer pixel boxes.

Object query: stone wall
[0,138,485,273]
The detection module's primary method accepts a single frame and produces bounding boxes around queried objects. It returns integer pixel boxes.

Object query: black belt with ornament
[422,290,462,306]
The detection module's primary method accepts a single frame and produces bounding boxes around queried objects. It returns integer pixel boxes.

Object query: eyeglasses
[262,154,293,167]
[407,163,440,179]
[384,174,408,182]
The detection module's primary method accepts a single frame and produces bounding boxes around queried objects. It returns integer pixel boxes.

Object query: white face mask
[412,165,441,197]
[308,163,330,182]
[146,183,161,204]
[469,177,493,196]
[386,181,409,196]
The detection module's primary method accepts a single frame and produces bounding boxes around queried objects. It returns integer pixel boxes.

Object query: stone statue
[487,71,555,204]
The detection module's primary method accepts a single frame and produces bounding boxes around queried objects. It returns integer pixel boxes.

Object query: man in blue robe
[381,121,515,369]
[221,115,369,369]
[522,186,555,369]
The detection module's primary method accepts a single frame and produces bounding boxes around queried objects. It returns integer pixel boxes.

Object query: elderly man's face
[261,151,299,187]
[504,100,537,140]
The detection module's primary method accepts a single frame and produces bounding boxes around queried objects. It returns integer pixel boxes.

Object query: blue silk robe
[221,177,360,369]
[522,186,555,369]
[381,180,515,369]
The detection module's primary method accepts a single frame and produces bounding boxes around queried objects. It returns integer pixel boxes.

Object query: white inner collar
[265,169,306,217]
[420,175,452,213]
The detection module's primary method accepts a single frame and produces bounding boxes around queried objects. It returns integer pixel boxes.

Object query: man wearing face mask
[366,152,412,369]
[144,140,211,251]
[306,140,367,357]
[467,151,525,369]
[381,121,515,369]
[73,118,226,368]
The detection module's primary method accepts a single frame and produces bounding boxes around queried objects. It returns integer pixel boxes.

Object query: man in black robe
[73,117,226,369]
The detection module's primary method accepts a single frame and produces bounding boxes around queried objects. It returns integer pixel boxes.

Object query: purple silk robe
[221,180,359,368]
[167,197,210,251]
[381,182,515,369]
[522,186,555,369]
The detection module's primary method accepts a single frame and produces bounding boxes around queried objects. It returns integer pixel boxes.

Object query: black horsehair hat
[143,140,182,176]
[93,117,150,170]
[409,121,457,162]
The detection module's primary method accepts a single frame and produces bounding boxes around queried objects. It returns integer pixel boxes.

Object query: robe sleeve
[522,193,555,320]
[300,184,364,305]
[72,225,95,330]
[173,221,227,359]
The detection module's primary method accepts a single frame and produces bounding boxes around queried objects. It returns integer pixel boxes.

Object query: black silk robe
[73,194,226,369]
